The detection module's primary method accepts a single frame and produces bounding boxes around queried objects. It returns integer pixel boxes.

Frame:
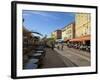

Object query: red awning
[69,35,90,42]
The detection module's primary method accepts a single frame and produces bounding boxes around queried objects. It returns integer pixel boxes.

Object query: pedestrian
[61,43,64,50]
[57,45,60,50]
[51,42,54,50]
[57,43,60,50]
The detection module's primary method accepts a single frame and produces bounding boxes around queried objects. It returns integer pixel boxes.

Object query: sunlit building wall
[62,23,75,41]
[62,28,66,40]
[75,13,91,38]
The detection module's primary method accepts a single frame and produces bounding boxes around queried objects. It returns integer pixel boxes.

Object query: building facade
[51,30,62,40]
[62,23,75,41]
[69,13,91,46]
[75,13,91,38]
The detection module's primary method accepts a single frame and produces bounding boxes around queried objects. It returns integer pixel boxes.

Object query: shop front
[68,35,90,51]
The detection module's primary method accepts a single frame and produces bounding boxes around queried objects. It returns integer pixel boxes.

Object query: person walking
[57,44,60,50]
[51,42,54,50]
[61,43,64,50]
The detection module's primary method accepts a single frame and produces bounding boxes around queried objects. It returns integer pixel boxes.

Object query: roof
[61,21,75,30]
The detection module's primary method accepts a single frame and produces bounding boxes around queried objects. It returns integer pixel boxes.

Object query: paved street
[24,45,90,69]
[41,48,66,68]
[54,45,90,67]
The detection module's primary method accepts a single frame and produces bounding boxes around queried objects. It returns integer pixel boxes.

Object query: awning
[64,37,70,41]
[69,35,90,42]
[64,39,70,42]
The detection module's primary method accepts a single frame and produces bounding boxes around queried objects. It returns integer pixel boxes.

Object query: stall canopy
[69,35,90,42]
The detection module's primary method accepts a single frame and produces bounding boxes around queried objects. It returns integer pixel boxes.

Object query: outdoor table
[32,53,44,66]
[35,49,46,57]
[35,51,45,56]
[30,53,42,59]
[33,53,42,56]
[35,46,44,50]
[24,58,39,69]
[35,48,44,50]
[29,58,39,63]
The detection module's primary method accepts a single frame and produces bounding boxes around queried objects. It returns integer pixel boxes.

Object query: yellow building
[62,23,75,41]
[70,13,91,45]
[62,28,66,40]
[75,13,91,38]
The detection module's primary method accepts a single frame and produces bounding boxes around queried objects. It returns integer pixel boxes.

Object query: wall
[65,23,74,39]
[0,0,99,80]
[75,13,91,38]
[62,23,75,40]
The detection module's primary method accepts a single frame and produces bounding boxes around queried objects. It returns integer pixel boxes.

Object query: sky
[22,10,75,37]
